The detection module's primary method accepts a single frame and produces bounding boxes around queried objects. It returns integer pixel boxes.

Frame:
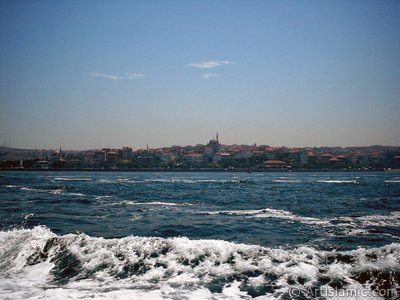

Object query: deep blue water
[1,171,399,299]
[2,171,399,249]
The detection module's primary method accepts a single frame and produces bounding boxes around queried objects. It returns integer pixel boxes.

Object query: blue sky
[1,0,399,150]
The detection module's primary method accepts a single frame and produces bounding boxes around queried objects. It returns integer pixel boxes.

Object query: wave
[53,177,92,182]
[94,195,112,200]
[5,185,83,197]
[335,211,400,229]
[20,187,38,192]
[0,226,399,299]
[110,178,249,184]
[144,178,243,184]
[66,192,86,197]
[112,200,181,206]
[21,186,64,194]
[272,179,302,183]
[207,208,400,238]
[208,208,329,225]
[316,180,357,184]
[101,178,209,185]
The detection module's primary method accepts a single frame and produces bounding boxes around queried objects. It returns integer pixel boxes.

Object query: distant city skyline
[1,1,399,150]
[1,135,399,152]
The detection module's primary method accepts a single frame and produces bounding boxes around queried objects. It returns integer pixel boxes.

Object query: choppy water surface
[1,171,399,299]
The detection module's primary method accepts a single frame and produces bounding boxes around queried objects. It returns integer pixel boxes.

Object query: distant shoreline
[0,168,393,173]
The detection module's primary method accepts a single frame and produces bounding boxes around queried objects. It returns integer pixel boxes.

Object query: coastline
[0,168,392,172]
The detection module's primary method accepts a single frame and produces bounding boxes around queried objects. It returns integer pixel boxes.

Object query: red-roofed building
[262,160,289,169]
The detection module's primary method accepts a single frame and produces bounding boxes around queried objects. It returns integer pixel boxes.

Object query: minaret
[216,132,219,143]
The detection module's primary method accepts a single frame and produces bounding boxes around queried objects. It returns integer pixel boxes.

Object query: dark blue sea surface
[1,171,399,299]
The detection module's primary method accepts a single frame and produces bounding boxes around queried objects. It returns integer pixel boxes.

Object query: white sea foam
[49,189,64,195]
[108,178,248,185]
[208,208,330,225]
[272,179,302,183]
[18,186,84,196]
[316,180,357,184]
[117,178,131,182]
[67,192,86,197]
[94,195,112,200]
[137,201,180,206]
[98,179,115,183]
[20,187,38,192]
[352,211,400,227]
[130,214,143,221]
[4,184,18,188]
[141,178,242,184]
[0,226,398,299]
[385,180,400,183]
[54,177,92,181]
[208,207,400,238]
[112,200,180,206]
[320,211,400,238]
[24,213,34,220]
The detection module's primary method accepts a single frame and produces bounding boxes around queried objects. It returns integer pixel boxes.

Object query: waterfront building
[122,147,132,160]
[262,160,289,169]
[265,150,276,160]
[183,153,204,166]
[207,134,221,153]
[32,160,50,170]
[213,152,232,164]
[289,151,308,165]
[105,151,119,164]
[49,147,65,164]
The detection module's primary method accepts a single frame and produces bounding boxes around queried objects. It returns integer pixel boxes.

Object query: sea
[0,171,399,299]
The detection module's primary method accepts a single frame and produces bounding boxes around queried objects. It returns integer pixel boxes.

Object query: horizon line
[1,143,399,152]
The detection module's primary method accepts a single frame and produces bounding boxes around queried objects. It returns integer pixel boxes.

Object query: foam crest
[316,180,357,184]
[54,177,92,181]
[112,200,180,206]
[208,207,400,236]
[209,208,330,225]
[352,211,400,227]
[272,179,302,183]
[20,187,38,192]
[1,226,398,299]
[7,185,84,196]
[94,195,112,200]
[142,178,243,184]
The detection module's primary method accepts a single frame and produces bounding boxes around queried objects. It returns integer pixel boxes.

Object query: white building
[213,152,232,164]
[184,153,204,165]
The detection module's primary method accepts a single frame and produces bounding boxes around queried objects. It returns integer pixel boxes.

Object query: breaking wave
[316,180,358,184]
[53,177,93,182]
[101,178,251,185]
[0,226,399,299]
[208,208,329,225]
[112,200,181,206]
[207,208,400,238]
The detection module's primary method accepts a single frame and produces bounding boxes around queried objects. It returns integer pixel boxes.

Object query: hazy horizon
[1,138,399,152]
[1,1,399,150]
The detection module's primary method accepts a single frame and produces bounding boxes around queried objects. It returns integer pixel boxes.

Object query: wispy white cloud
[202,73,220,79]
[90,72,147,80]
[189,60,236,69]
[90,72,119,80]
[125,73,147,79]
